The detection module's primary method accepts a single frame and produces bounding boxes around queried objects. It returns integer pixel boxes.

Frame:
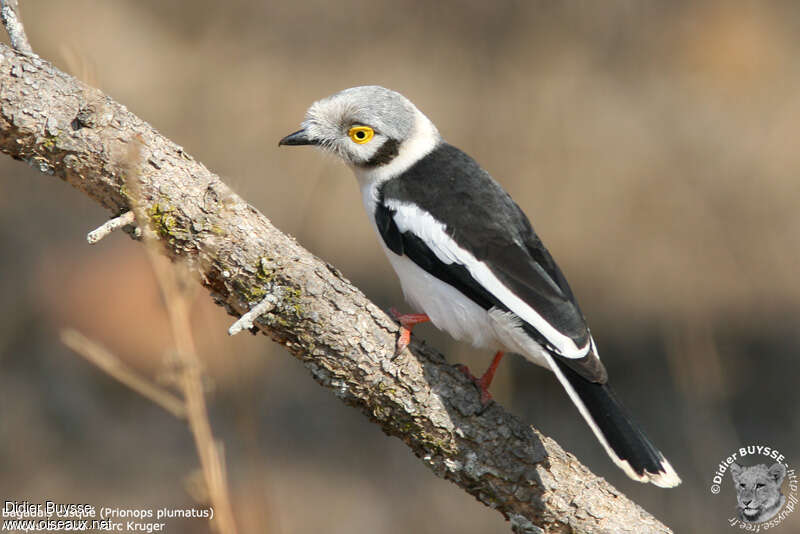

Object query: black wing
[377,143,606,382]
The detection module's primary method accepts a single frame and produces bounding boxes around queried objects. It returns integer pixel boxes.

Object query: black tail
[551,357,681,487]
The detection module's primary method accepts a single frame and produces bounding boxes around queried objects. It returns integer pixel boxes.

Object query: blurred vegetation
[1,1,798,532]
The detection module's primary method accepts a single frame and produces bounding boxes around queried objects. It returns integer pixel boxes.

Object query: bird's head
[280,86,440,178]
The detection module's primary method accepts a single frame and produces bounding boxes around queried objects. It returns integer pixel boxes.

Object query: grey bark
[0,44,673,533]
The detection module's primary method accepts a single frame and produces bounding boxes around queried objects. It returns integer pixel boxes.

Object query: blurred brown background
[1,1,799,532]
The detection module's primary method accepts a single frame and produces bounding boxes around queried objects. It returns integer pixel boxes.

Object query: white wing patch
[385,199,590,359]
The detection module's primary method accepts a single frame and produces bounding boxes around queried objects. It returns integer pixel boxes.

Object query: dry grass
[60,329,186,420]
[58,139,240,534]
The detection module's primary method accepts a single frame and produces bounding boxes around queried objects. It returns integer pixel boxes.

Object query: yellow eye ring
[348,125,374,144]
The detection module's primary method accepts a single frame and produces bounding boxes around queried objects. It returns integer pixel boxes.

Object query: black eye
[355,131,365,139]
[756,483,765,488]
[740,483,746,488]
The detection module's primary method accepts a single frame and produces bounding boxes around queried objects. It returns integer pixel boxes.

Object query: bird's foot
[455,350,505,407]
[390,308,430,355]
[455,364,495,406]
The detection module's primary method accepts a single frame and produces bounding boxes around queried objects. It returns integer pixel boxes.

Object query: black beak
[278,129,317,147]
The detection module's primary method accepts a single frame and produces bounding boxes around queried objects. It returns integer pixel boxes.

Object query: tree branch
[0,0,33,55]
[0,43,672,533]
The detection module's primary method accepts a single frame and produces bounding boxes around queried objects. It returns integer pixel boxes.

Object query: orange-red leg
[390,308,430,354]
[457,351,505,405]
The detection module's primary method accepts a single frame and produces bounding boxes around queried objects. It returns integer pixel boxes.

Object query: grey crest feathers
[299,86,428,166]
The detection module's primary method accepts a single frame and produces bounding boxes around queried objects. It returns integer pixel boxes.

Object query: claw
[396,327,411,355]
[390,308,429,355]
[456,351,505,407]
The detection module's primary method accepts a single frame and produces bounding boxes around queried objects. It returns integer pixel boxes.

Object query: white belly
[382,245,552,369]
[384,247,498,349]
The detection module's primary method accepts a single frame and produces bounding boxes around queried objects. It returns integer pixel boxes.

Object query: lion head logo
[730,462,787,523]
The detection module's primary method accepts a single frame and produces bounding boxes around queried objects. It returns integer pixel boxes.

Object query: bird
[279,85,681,487]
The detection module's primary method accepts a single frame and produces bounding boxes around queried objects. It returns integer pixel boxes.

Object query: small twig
[60,329,186,419]
[228,294,276,336]
[0,0,33,55]
[86,211,136,244]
